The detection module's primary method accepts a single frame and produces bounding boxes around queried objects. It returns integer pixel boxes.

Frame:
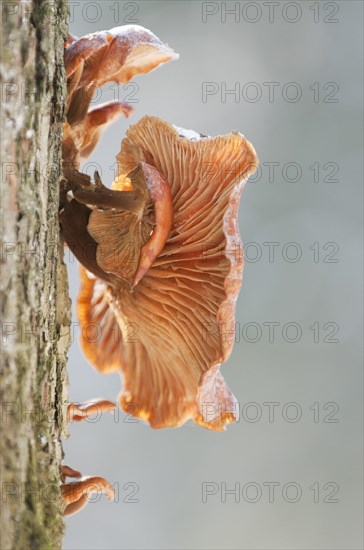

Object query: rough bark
[0,1,69,548]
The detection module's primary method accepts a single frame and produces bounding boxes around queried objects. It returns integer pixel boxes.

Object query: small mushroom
[61,400,116,516]
[61,465,114,517]
[63,25,178,165]
[67,399,116,422]
[75,116,258,430]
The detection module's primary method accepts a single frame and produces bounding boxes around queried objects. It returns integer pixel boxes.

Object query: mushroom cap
[78,116,258,430]
[63,25,178,163]
[64,25,179,85]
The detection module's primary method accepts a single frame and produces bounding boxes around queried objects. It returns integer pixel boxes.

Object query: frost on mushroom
[75,116,259,431]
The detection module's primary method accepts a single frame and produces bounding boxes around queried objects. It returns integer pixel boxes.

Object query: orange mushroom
[70,116,259,430]
[61,465,114,517]
[61,400,117,516]
[60,23,259,517]
[63,25,178,165]
[60,25,178,516]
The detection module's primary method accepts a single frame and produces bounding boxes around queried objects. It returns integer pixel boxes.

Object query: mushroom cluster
[60,24,258,515]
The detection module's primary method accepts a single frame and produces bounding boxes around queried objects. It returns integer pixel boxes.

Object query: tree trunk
[1,1,69,548]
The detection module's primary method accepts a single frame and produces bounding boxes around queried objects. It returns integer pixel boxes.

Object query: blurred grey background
[63,1,363,549]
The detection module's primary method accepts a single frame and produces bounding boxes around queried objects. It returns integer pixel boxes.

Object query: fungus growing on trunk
[63,25,178,164]
[73,116,258,430]
[60,24,178,515]
[60,23,258,517]
[61,465,114,517]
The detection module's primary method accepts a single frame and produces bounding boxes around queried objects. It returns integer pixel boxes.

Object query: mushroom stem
[67,399,116,422]
[70,169,147,215]
[61,465,82,479]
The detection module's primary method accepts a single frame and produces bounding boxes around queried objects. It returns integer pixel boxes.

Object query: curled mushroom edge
[76,116,259,431]
[61,23,259,454]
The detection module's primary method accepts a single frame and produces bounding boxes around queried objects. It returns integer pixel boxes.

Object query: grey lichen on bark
[1,1,70,548]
